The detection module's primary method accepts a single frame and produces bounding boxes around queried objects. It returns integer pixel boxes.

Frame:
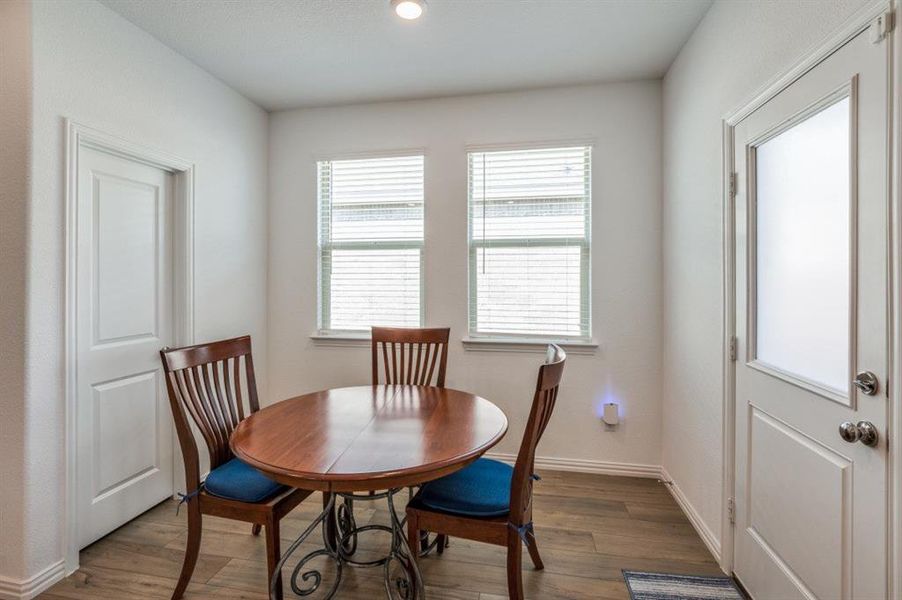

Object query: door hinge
[728,335,737,362]
[870,11,894,44]
[728,172,737,199]
[728,497,736,524]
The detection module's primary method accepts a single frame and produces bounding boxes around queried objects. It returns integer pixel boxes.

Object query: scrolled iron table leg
[276,489,426,599]
[270,492,343,600]
[336,496,358,556]
[335,490,394,568]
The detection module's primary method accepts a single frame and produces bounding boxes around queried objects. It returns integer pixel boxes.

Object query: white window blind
[468,145,591,339]
[318,154,424,333]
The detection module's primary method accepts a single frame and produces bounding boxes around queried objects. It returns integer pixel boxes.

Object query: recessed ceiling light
[391,0,425,20]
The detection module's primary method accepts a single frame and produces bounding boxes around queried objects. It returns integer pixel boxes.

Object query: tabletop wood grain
[230,385,508,492]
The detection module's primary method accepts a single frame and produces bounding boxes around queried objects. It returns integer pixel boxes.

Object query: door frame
[721,0,899,594]
[63,120,196,574]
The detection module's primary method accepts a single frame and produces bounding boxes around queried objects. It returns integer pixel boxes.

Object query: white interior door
[76,145,175,549]
[733,26,890,600]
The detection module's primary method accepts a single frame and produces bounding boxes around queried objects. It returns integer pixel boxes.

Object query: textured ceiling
[100,0,712,111]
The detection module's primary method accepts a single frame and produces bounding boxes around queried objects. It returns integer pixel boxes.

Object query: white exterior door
[733,26,890,600]
[76,146,175,549]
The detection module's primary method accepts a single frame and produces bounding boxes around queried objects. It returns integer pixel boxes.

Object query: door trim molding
[720,119,737,576]
[889,2,902,596]
[723,1,891,127]
[63,120,196,575]
[721,0,898,592]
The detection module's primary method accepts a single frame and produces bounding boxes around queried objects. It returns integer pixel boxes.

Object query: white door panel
[733,28,888,600]
[76,147,174,549]
[93,172,160,344]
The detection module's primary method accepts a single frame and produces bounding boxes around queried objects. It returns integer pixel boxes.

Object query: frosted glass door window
[754,97,850,393]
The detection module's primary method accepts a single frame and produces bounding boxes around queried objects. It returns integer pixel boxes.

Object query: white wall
[268,83,663,468]
[4,0,269,589]
[0,0,33,590]
[661,0,870,555]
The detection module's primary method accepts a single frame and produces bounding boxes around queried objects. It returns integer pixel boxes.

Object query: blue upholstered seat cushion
[204,458,286,503]
[416,458,513,517]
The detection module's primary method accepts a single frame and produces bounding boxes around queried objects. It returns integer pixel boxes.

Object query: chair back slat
[213,359,237,429]
[199,364,225,451]
[172,369,217,463]
[190,366,222,462]
[510,345,566,526]
[371,327,450,387]
[160,336,259,489]
[234,356,246,421]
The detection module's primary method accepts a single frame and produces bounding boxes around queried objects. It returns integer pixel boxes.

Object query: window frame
[466,143,593,342]
[316,151,426,336]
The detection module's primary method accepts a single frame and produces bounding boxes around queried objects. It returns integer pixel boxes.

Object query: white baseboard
[660,467,723,563]
[484,452,663,479]
[0,560,66,600]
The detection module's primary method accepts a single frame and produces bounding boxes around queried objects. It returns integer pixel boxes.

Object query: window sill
[309,333,371,348]
[310,334,598,354]
[461,337,598,355]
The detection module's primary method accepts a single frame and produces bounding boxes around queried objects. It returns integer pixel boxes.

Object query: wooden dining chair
[160,336,311,600]
[324,326,452,557]
[371,326,452,552]
[371,326,450,387]
[406,345,566,600]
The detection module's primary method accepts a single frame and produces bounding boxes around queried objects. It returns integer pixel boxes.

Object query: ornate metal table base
[271,489,425,600]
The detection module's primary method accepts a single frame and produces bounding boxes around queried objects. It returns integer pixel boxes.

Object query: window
[754,97,850,393]
[317,154,424,333]
[468,145,591,339]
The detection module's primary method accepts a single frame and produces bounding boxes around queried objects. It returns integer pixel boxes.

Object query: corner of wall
[660,468,723,565]
[0,0,34,590]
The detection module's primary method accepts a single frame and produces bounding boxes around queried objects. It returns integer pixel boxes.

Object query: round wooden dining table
[230,385,508,600]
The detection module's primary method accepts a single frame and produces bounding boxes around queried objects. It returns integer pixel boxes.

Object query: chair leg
[506,531,524,600]
[171,503,202,600]
[436,534,447,555]
[404,509,422,593]
[252,524,262,536]
[406,510,419,565]
[265,517,283,600]
[525,529,544,570]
